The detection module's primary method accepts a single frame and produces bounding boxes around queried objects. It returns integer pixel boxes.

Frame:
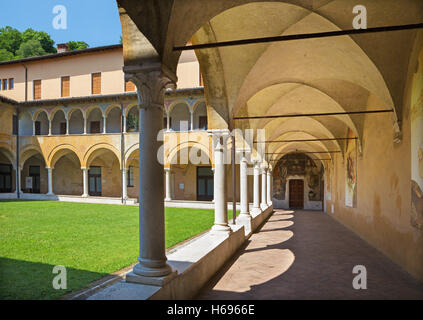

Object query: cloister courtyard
[0,200,234,300]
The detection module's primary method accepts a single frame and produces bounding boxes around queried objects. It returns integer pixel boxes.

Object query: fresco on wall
[410,48,423,230]
[273,154,323,201]
[345,129,357,207]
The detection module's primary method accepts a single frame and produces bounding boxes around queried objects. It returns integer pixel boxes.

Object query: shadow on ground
[0,257,107,300]
[197,210,423,300]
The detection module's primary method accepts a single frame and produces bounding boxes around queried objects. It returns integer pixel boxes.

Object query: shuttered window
[33,80,41,100]
[125,79,135,92]
[61,76,70,97]
[91,73,101,95]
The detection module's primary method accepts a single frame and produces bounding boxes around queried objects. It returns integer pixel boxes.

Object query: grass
[0,200,236,300]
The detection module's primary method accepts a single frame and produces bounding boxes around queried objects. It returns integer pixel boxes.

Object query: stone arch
[82,143,121,168]
[46,144,82,168]
[166,141,212,168]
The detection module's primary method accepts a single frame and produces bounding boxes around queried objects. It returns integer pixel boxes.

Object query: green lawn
[0,200,235,300]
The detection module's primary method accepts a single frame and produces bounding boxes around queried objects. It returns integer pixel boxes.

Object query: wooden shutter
[61,76,70,97]
[33,80,41,100]
[92,73,101,95]
[125,80,135,92]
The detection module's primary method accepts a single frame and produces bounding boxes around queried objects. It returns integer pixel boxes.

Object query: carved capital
[124,63,177,110]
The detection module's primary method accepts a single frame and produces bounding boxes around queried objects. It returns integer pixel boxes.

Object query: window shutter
[34,80,41,100]
[92,73,101,95]
[61,76,70,97]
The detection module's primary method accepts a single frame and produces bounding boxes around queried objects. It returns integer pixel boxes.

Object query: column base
[164,198,172,201]
[82,194,88,198]
[47,193,55,196]
[261,204,268,210]
[126,269,177,287]
[237,212,252,221]
[210,224,232,235]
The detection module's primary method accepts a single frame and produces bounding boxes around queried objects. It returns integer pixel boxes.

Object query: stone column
[165,168,172,201]
[66,118,69,135]
[122,168,128,200]
[125,65,177,281]
[102,115,107,134]
[123,114,127,133]
[48,120,52,136]
[211,167,215,203]
[81,167,88,197]
[238,153,250,220]
[32,121,36,136]
[267,168,272,205]
[166,112,170,131]
[261,165,268,210]
[83,117,87,135]
[190,111,194,131]
[209,130,231,234]
[46,167,54,195]
[252,160,261,214]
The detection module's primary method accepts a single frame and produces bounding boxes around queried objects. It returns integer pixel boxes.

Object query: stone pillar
[238,153,250,220]
[32,121,36,136]
[122,168,128,200]
[211,167,215,203]
[102,115,107,134]
[125,65,177,282]
[166,112,170,131]
[190,111,194,131]
[48,120,52,136]
[261,165,268,210]
[81,167,88,197]
[210,130,231,234]
[267,168,272,205]
[46,167,54,195]
[123,114,127,133]
[252,160,261,214]
[165,168,172,201]
[83,117,87,135]
[66,118,69,135]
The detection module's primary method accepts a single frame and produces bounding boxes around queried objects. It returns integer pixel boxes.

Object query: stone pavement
[197,210,423,300]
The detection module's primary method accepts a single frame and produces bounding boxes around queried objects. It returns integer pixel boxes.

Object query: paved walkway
[197,210,423,300]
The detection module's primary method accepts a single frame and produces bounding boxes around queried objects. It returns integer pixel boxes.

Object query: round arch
[47,144,83,168]
[82,143,121,168]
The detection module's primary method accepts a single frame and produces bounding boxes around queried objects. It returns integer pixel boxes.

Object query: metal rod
[234,109,393,120]
[255,137,358,143]
[266,151,341,154]
[174,23,423,51]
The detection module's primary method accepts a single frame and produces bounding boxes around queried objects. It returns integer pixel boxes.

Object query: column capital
[45,166,54,170]
[208,129,231,151]
[124,63,177,110]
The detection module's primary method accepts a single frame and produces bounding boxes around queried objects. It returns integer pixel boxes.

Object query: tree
[22,28,56,54]
[0,26,23,55]
[15,39,46,59]
[67,41,89,51]
[0,49,14,61]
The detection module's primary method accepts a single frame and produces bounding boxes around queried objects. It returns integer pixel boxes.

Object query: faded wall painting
[411,47,423,230]
[345,129,357,207]
[273,154,323,202]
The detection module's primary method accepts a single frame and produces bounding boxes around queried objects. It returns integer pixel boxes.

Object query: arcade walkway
[197,210,423,300]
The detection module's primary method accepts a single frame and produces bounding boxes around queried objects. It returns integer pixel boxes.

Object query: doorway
[29,165,41,193]
[0,164,12,193]
[197,166,213,201]
[88,166,102,196]
[289,179,304,209]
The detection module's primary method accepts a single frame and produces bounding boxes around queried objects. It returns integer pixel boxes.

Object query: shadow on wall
[0,257,107,300]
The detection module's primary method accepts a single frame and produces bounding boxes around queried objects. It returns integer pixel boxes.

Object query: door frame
[88,166,102,196]
[0,164,12,193]
[289,179,304,209]
[196,166,213,201]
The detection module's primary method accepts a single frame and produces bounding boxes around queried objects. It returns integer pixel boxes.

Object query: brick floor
[196,210,423,300]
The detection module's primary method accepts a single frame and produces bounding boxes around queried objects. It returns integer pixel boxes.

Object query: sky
[0,0,122,48]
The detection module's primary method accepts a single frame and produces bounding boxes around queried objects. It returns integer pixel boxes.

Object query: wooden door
[289,179,304,209]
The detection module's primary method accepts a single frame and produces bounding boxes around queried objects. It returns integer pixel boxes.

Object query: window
[33,80,41,100]
[60,122,67,135]
[61,76,70,97]
[35,121,41,135]
[91,73,101,95]
[90,121,100,134]
[199,116,208,130]
[8,78,14,90]
[12,115,18,135]
[125,79,135,92]
[2,79,7,90]
[127,166,134,187]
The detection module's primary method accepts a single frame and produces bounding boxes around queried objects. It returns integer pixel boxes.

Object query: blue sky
[0,0,122,48]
